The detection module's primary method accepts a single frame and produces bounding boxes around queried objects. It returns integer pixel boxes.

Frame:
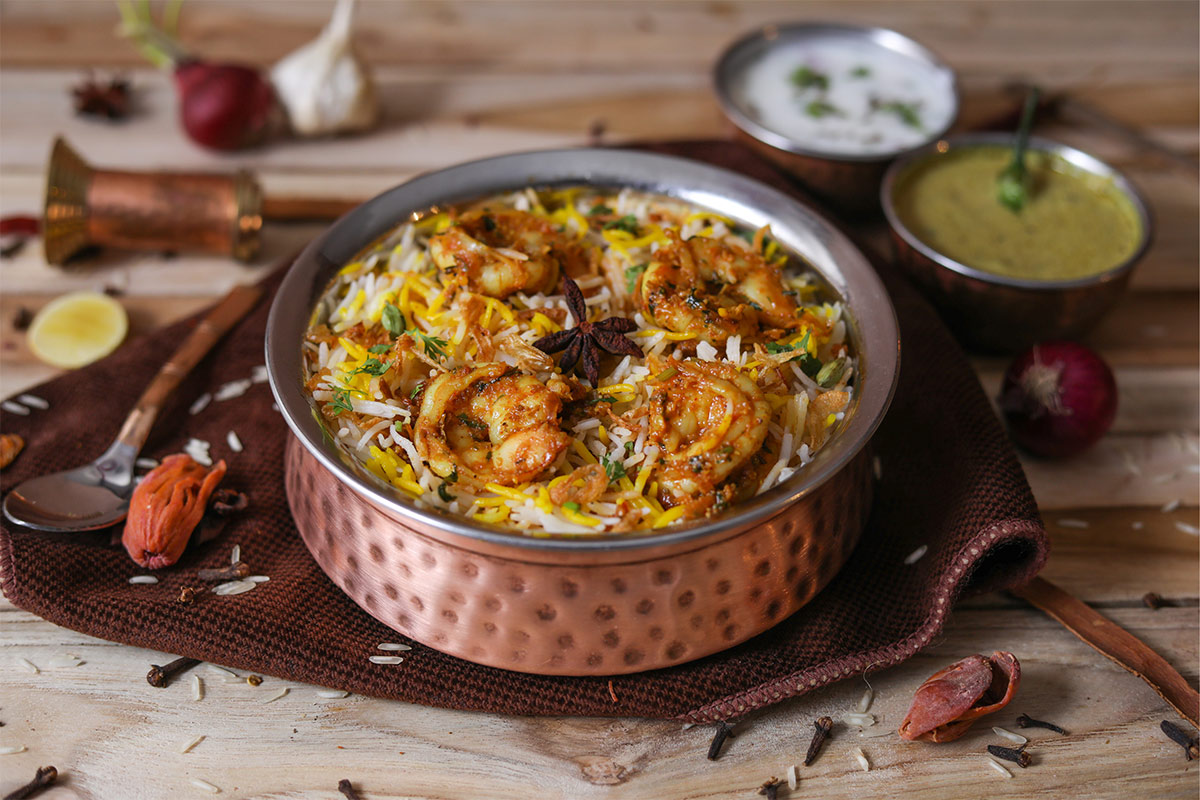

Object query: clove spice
[147,656,201,688]
[756,777,781,800]
[1015,713,1067,735]
[804,716,833,766]
[337,779,362,800]
[3,765,57,800]
[197,561,251,582]
[707,720,735,760]
[987,743,1031,767]
[1160,720,1199,761]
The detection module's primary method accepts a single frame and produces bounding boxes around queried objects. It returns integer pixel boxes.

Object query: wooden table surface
[1,2,1197,798]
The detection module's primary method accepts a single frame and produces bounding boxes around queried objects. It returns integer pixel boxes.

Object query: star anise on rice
[72,73,132,120]
[534,275,642,386]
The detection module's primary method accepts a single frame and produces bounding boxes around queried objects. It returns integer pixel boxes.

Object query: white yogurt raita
[731,34,956,157]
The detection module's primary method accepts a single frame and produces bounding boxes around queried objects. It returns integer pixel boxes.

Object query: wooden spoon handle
[114,284,263,453]
[1012,576,1200,726]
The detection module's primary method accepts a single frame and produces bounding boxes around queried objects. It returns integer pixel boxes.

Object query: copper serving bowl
[713,22,958,214]
[881,133,1153,354]
[266,149,900,676]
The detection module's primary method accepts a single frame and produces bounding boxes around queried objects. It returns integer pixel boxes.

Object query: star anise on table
[534,275,642,386]
[72,73,132,120]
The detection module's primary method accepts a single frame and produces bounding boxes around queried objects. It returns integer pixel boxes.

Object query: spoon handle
[114,284,263,454]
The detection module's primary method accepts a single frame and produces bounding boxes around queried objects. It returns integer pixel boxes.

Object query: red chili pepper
[0,215,40,236]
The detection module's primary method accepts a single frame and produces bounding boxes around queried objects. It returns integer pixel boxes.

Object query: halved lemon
[26,291,128,369]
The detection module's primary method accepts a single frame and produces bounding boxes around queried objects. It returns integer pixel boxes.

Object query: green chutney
[893,146,1142,281]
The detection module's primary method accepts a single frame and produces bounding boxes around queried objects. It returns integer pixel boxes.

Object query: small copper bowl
[713,22,958,214]
[881,133,1153,354]
[266,149,900,675]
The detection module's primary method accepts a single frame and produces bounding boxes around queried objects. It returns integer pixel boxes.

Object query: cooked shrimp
[635,231,800,343]
[644,357,770,514]
[415,364,571,488]
[429,208,592,299]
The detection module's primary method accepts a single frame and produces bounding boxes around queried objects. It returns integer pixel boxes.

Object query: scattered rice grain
[47,655,82,668]
[1,401,29,415]
[1056,518,1089,529]
[128,575,159,584]
[251,364,269,384]
[1160,499,1181,513]
[872,455,882,480]
[212,580,256,596]
[860,727,894,739]
[188,393,212,415]
[1131,521,1145,530]
[135,457,159,469]
[844,713,876,728]
[16,393,48,409]
[16,657,39,674]
[680,722,694,731]
[226,431,243,453]
[852,747,870,772]
[262,687,289,704]
[903,545,928,565]
[192,674,204,702]
[1175,521,1199,536]
[992,726,1027,745]
[190,778,221,793]
[317,689,349,699]
[179,735,205,754]
[377,643,412,652]
[0,745,27,755]
[206,665,237,680]
[368,655,405,665]
[1153,472,1180,485]
[787,765,798,790]
[230,544,240,564]
[184,438,213,467]
[214,379,252,401]
[986,757,1013,778]
[857,687,874,713]
[246,575,270,583]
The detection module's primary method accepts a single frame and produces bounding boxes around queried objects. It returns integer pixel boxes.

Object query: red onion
[173,61,277,151]
[998,341,1117,458]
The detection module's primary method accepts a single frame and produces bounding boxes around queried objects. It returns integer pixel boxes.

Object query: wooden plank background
[0,1,1196,798]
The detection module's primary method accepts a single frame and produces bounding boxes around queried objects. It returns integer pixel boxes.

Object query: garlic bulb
[271,0,378,137]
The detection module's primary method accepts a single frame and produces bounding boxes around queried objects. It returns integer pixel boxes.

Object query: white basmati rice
[992,726,1027,745]
[853,748,870,771]
[786,764,798,790]
[190,778,221,793]
[251,364,269,384]
[262,687,289,704]
[189,393,212,415]
[369,655,405,665]
[226,431,243,453]
[16,657,39,674]
[0,746,27,755]
[16,394,48,409]
[215,379,252,401]
[212,580,256,596]
[135,457,159,469]
[1,401,29,415]
[904,545,928,565]
[1161,499,1181,513]
[377,643,412,651]
[184,438,213,467]
[317,689,349,699]
[179,735,205,754]
[1056,518,1089,529]
[857,687,874,713]
[129,575,159,585]
[191,674,204,702]
[986,757,1012,778]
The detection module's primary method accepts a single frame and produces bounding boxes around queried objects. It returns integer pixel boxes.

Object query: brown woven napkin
[0,141,1046,721]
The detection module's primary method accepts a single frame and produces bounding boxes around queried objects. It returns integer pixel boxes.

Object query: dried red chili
[898,651,1021,742]
[122,454,227,568]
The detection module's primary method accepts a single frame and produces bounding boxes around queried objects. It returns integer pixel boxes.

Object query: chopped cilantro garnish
[790,65,829,91]
[381,303,405,338]
[804,99,841,119]
[766,331,822,376]
[409,381,425,400]
[873,99,923,129]
[330,387,354,416]
[350,358,389,377]
[624,262,647,294]
[368,343,392,355]
[447,466,458,484]
[604,214,639,234]
[407,328,449,361]
[457,412,487,431]
[437,482,457,503]
[588,203,615,217]
[623,441,635,456]
[601,454,626,483]
[563,501,581,512]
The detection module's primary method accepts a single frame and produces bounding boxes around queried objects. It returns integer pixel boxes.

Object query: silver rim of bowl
[265,148,900,552]
[712,21,960,164]
[880,132,1154,290]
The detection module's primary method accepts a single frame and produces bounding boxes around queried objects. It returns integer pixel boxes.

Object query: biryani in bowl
[303,186,856,536]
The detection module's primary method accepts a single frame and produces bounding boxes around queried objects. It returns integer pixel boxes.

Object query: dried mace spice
[898,651,1021,742]
[122,454,228,569]
[534,275,641,386]
[0,434,24,470]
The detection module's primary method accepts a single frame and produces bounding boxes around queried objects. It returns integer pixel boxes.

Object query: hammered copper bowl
[881,133,1153,354]
[713,22,958,214]
[265,149,900,676]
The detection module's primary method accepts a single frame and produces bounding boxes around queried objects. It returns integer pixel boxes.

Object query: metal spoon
[3,284,262,532]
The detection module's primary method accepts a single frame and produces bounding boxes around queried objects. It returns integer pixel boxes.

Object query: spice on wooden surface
[756,777,781,800]
[147,656,201,688]
[1015,713,1068,735]
[2,765,57,800]
[1142,592,1172,610]
[899,652,1021,742]
[197,561,251,581]
[337,779,363,800]
[1160,720,1199,760]
[72,73,132,120]
[804,716,833,766]
[11,307,33,330]
[247,674,264,687]
[707,720,735,760]
[987,743,1031,767]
